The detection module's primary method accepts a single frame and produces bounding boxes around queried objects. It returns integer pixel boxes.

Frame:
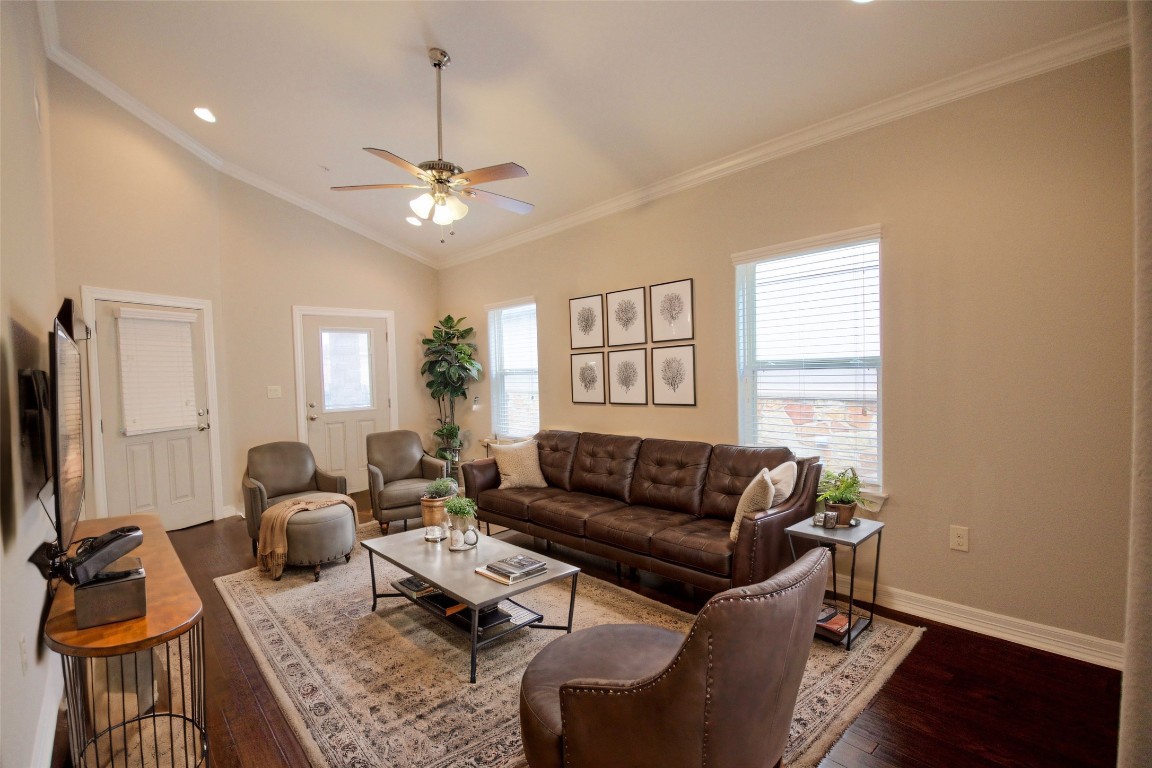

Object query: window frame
[486,298,540,440]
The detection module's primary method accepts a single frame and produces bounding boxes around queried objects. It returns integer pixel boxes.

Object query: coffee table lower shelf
[390,580,544,644]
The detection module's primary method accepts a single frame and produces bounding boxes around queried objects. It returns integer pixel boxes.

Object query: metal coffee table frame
[362,529,580,682]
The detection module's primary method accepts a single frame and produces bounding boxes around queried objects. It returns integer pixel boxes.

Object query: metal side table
[786,517,884,650]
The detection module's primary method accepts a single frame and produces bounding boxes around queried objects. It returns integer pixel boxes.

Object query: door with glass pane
[302,315,392,492]
[95,300,213,530]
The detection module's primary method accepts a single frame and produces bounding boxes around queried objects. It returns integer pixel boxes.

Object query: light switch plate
[267,385,282,399]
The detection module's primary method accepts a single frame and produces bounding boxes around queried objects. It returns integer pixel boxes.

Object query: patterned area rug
[215,526,921,768]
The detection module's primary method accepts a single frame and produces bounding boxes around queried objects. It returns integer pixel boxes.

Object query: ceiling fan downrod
[430,47,450,162]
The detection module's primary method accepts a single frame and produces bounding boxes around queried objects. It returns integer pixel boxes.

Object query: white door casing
[81,286,225,527]
[293,307,398,493]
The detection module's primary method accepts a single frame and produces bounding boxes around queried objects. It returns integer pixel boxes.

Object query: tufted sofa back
[533,430,581,490]
[700,444,798,519]
[628,438,712,516]
[570,432,642,502]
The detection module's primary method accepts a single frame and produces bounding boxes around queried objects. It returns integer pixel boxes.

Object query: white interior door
[94,299,213,530]
[301,315,393,492]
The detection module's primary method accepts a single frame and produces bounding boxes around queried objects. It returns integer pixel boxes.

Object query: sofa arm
[315,468,347,494]
[420,454,448,480]
[461,457,499,502]
[242,472,268,542]
[731,459,822,586]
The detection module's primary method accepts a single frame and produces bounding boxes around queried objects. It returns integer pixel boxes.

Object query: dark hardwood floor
[57,498,1122,767]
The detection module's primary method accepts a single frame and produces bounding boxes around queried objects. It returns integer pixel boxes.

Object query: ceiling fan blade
[363,148,432,181]
[462,187,535,215]
[330,183,427,191]
[449,163,528,187]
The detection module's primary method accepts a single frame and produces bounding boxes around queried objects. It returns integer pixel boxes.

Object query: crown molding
[445,18,1130,269]
[36,1,431,268]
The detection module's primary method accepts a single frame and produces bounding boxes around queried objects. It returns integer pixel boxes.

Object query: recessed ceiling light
[851,0,874,4]
[193,107,216,123]
[406,216,423,227]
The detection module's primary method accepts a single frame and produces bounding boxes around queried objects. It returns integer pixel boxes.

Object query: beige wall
[442,52,1134,642]
[47,64,440,514]
[0,3,64,765]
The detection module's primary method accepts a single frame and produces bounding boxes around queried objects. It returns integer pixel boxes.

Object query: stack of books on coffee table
[475,554,548,584]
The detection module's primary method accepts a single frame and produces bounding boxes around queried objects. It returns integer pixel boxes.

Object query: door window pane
[322,329,373,411]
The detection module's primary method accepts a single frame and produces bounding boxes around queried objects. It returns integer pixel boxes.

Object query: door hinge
[100,419,103,434]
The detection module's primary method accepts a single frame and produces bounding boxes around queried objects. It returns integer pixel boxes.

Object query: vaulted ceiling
[42,1,1129,267]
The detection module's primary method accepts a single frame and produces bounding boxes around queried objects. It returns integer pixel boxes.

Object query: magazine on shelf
[420,591,468,616]
[816,610,850,635]
[475,564,546,585]
[486,554,548,577]
[397,575,438,598]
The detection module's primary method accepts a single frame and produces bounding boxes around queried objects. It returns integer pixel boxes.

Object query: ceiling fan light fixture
[432,203,455,226]
[410,192,435,219]
[445,195,469,220]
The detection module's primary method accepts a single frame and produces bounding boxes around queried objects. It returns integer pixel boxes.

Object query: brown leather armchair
[366,430,446,534]
[519,546,830,768]
[242,441,346,556]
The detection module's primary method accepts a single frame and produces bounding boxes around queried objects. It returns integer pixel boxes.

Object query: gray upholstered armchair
[242,441,347,556]
[519,546,830,768]
[366,430,447,534]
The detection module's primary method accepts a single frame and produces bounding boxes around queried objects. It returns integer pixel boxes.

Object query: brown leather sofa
[461,431,821,591]
[519,546,831,768]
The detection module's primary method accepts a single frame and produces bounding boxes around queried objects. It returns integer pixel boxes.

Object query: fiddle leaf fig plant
[421,315,482,475]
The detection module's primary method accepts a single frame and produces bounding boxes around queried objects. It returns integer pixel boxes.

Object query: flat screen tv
[49,303,85,555]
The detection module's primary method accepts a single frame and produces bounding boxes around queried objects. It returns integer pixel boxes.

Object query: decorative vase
[421,498,448,541]
[447,516,478,551]
[826,502,858,527]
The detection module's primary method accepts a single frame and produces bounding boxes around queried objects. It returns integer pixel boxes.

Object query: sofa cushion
[535,430,581,491]
[570,433,642,502]
[651,518,734,576]
[700,445,797,520]
[478,487,567,521]
[729,469,775,541]
[528,493,627,536]
[375,478,429,510]
[490,440,548,489]
[628,439,712,516]
[585,506,696,555]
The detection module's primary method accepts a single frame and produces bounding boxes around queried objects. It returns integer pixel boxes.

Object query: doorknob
[197,423,210,431]
[309,414,319,421]
[308,402,317,409]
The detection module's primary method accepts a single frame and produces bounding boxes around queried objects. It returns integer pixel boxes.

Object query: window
[116,308,199,436]
[734,226,881,487]
[321,328,373,411]
[487,300,539,439]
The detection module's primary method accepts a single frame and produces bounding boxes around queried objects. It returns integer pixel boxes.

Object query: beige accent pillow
[730,468,775,541]
[490,440,548,490]
[729,461,798,541]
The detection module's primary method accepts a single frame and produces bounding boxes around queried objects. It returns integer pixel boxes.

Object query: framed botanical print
[608,349,647,405]
[569,294,604,349]
[651,344,696,406]
[649,278,694,342]
[605,287,647,347]
[571,352,606,404]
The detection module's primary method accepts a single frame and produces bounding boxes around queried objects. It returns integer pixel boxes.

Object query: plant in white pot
[444,496,479,550]
[817,467,863,527]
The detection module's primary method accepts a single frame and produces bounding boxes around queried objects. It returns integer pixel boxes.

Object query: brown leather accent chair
[366,430,447,534]
[519,547,830,768]
[242,441,348,558]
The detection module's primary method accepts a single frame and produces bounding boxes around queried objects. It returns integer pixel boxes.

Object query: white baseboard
[31,660,64,767]
[219,504,239,520]
[831,574,1124,670]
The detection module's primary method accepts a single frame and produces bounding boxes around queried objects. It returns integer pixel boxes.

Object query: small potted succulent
[817,467,863,527]
[444,496,479,550]
[420,477,458,538]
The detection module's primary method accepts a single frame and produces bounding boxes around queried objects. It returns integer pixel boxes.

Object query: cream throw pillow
[729,461,798,541]
[490,440,548,490]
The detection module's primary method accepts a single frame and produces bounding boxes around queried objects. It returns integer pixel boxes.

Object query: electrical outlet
[949,525,969,552]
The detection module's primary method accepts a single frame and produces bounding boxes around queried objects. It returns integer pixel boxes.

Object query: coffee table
[361,529,580,683]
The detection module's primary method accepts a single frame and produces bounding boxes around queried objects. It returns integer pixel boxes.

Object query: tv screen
[50,315,85,553]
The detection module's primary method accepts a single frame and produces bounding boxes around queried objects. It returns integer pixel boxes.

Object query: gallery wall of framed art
[569,278,696,407]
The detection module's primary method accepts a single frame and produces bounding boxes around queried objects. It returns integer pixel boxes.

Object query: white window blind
[321,328,373,411]
[488,300,539,439]
[734,227,882,486]
[116,308,198,436]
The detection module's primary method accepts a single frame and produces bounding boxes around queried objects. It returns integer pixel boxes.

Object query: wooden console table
[45,514,207,767]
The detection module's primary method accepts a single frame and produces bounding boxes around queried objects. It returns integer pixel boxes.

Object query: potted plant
[817,467,863,526]
[444,496,479,550]
[421,315,482,479]
[420,477,458,532]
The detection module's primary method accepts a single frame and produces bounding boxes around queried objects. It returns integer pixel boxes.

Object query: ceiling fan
[332,47,533,238]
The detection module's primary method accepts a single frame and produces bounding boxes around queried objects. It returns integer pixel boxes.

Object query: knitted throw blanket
[258,492,357,580]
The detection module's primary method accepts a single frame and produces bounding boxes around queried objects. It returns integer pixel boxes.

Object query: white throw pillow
[490,440,548,490]
[768,461,798,505]
[730,468,775,542]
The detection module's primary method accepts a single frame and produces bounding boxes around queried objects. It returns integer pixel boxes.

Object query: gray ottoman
[282,502,356,581]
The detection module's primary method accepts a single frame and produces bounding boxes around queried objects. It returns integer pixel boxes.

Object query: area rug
[215,526,921,768]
